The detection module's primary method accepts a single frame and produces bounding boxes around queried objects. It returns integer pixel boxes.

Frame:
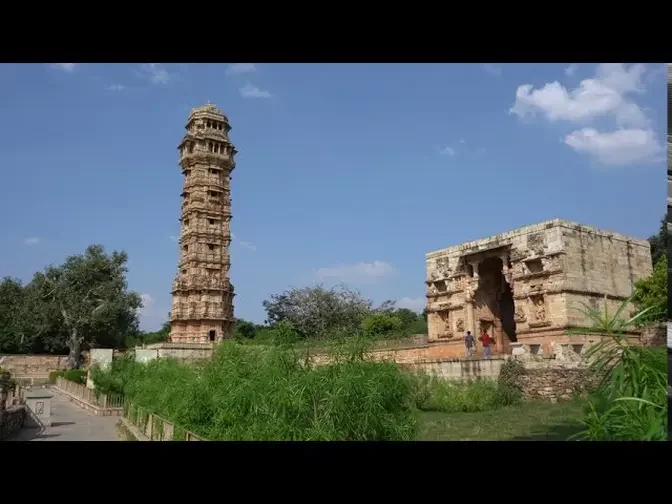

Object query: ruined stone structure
[425,219,653,355]
[169,104,237,344]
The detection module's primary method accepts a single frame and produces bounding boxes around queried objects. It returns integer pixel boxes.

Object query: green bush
[568,296,668,441]
[361,313,403,339]
[93,341,419,441]
[412,373,515,413]
[575,346,668,441]
[49,369,87,385]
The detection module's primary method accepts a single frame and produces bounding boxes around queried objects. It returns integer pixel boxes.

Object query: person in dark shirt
[464,331,475,358]
[479,330,492,359]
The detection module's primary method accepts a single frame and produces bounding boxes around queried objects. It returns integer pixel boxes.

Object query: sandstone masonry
[169,104,237,344]
[425,219,652,356]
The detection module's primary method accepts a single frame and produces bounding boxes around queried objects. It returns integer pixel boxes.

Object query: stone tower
[169,104,237,344]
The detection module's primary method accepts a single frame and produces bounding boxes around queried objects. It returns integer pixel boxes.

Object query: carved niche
[435,257,451,277]
[529,294,548,324]
[455,318,465,333]
[513,305,527,323]
[437,310,452,339]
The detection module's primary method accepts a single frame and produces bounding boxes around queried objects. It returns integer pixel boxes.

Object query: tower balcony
[172,277,234,293]
[179,252,231,267]
[180,227,231,243]
[179,150,235,168]
[182,176,229,192]
[182,199,231,216]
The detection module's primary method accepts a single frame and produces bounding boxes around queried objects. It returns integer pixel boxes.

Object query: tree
[361,313,403,339]
[262,284,373,339]
[0,277,29,353]
[37,245,142,369]
[233,318,257,340]
[647,216,669,265]
[632,255,667,325]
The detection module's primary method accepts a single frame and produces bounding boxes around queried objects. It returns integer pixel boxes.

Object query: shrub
[568,296,668,441]
[412,373,514,413]
[361,313,403,339]
[94,341,419,441]
[49,368,87,385]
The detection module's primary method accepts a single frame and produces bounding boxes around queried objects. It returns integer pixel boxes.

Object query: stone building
[169,104,237,344]
[425,220,652,355]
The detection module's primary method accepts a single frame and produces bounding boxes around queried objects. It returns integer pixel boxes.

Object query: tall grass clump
[568,295,668,441]
[93,341,419,441]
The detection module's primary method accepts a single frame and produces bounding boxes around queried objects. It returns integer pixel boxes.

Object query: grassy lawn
[418,399,587,441]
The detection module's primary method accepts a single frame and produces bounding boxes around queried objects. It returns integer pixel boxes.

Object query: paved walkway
[9,389,119,441]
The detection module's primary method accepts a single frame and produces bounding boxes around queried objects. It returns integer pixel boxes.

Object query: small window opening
[525,259,543,274]
[208,244,216,251]
[466,264,474,277]
[183,245,188,252]
[184,219,189,226]
[181,269,186,275]
[209,219,215,225]
[209,330,216,342]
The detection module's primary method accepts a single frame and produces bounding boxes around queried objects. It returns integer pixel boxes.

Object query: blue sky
[0,63,666,330]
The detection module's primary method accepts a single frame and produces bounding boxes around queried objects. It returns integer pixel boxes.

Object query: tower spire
[169,103,237,344]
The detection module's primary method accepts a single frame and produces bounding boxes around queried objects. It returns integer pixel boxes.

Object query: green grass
[418,398,587,441]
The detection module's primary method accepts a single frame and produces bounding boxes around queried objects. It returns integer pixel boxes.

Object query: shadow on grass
[507,421,584,441]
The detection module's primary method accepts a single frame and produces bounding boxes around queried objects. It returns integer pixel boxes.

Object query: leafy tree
[361,313,403,339]
[127,321,170,348]
[647,216,669,265]
[36,245,142,369]
[0,277,30,353]
[233,318,257,340]
[262,284,373,339]
[632,255,667,325]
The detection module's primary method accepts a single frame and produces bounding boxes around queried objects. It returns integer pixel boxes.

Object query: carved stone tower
[169,104,237,344]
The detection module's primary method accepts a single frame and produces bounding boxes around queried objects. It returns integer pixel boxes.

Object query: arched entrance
[474,256,517,354]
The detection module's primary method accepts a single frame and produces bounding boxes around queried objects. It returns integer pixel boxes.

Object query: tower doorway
[475,256,517,354]
[209,330,216,342]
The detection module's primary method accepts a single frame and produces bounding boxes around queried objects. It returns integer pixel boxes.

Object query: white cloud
[510,63,662,166]
[440,146,456,157]
[314,261,395,285]
[240,83,272,99]
[564,128,663,166]
[138,293,155,317]
[226,63,256,75]
[395,297,426,313]
[482,64,502,77]
[105,84,126,92]
[141,63,171,85]
[168,235,178,242]
[564,64,578,76]
[49,63,77,72]
[24,237,40,246]
[510,63,647,125]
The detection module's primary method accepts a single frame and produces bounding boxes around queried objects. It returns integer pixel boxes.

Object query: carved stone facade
[169,104,237,344]
[425,219,653,355]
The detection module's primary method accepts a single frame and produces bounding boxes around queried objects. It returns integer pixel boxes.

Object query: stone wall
[0,405,26,441]
[134,342,215,363]
[517,368,593,402]
[0,354,67,382]
[640,324,667,347]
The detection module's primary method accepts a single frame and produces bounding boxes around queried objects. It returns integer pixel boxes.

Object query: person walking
[479,330,493,359]
[464,331,475,358]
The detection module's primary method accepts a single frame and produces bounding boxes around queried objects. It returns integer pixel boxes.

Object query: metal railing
[123,401,207,441]
[55,377,124,409]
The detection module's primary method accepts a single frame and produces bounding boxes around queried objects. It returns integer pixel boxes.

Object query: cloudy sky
[0,63,666,329]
